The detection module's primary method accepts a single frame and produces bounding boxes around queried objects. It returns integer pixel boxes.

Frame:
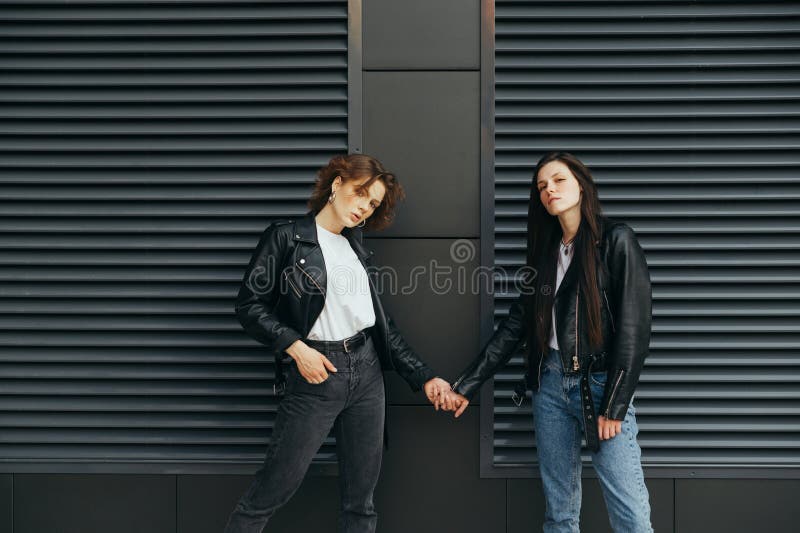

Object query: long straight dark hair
[524,151,605,355]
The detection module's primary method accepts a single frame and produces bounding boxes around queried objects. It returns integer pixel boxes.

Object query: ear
[332,175,343,189]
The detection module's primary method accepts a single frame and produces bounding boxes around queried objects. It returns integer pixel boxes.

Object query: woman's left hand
[597,415,622,440]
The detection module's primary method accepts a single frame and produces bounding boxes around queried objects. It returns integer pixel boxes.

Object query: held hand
[450,392,469,418]
[597,415,622,440]
[447,391,469,418]
[424,377,452,411]
[285,340,337,384]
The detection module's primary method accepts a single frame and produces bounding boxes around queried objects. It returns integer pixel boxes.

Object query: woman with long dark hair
[224,153,451,533]
[445,151,653,532]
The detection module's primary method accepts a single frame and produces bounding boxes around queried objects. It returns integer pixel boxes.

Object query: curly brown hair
[308,153,405,231]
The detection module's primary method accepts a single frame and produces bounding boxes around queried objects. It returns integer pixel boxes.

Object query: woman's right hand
[285,340,338,384]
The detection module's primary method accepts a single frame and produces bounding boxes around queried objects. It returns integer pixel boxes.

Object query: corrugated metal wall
[0,0,348,468]
[492,0,800,469]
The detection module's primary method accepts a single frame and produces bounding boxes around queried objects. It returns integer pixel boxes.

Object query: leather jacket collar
[292,211,371,262]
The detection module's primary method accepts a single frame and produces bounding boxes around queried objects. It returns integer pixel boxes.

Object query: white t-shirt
[549,240,575,350]
[306,223,376,341]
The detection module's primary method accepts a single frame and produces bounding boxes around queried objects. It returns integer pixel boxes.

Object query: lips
[350,213,360,222]
[549,197,561,205]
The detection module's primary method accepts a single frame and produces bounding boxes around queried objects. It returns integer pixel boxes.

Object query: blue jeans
[224,336,385,533]
[533,348,653,533]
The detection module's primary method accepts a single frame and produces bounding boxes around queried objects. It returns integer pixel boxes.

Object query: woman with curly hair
[224,153,451,533]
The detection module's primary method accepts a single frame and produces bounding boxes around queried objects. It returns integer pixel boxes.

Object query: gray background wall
[1,1,798,532]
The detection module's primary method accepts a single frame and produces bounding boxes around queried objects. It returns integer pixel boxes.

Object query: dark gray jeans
[224,336,385,533]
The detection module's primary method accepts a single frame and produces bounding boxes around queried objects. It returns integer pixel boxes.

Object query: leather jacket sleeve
[235,222,302,355]
[386,313,436,392]
[600,224,652,421]
[451,294,529,400]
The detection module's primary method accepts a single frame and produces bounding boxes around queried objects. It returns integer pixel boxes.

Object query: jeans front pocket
[288,362,333,393]
[589,370,607,387]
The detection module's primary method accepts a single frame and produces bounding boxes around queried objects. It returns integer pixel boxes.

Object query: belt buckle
[343,337,350,353]
[273,381,286,396]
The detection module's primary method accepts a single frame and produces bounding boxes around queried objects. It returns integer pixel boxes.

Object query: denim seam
[263,410,288,468]
[240,407,289,511]
[568,377,581,522]
[338,416,350,530]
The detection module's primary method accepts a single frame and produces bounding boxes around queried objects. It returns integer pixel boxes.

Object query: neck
[558,208,581,244]
[314,205,345,234]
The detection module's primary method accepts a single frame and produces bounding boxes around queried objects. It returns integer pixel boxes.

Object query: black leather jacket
[235,211,436,391]
[452,218,651,421]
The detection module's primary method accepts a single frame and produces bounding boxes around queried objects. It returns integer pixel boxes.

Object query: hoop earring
[357,219,366,228]
[328,191,336,203]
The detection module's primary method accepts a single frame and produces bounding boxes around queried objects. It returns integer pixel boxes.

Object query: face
[331,175,386,228]
[536,160,583,217]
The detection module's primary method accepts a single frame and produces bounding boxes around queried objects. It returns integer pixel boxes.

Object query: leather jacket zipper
[283,271,302,298]
[296,263,323,293]
[572,291,580,371]
[603,289,615,333]
[537,350,544,388]
[604,368,625,417]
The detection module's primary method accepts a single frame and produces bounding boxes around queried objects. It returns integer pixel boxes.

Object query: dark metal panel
[363,0,480,70]
[0,0,348,470]
[363,71,480,237]
[365,238,481,405]
[14,474,175,533]
[0,475,10,533]
[177,474,340,533]
[675,479,799,533]
[489,0,800,474]
[374,406,506,533]
[506,479,546,532]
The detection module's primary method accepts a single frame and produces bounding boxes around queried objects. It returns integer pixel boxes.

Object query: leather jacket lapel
[555,256,579,298]
[342,225,371,263]
[292,211,318,244]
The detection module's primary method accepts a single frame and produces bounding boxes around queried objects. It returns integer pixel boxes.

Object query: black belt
[273,328,372,396]
[579,351,608,453]
[303,328,372,354]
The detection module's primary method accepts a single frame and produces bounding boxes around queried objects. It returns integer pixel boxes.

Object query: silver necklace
[560,237,574,256]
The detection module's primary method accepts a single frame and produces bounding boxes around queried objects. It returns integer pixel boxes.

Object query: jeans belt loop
[344,329,364,353]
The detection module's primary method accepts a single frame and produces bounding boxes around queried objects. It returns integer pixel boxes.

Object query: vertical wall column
[359,2,507,532]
